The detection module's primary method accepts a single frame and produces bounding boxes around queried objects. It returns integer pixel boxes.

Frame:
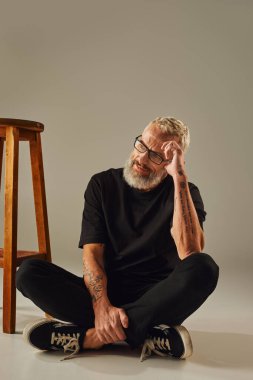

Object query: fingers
[119,308,129,328]
[161,141,181,155]
[95,308,128,344]
[161,140,180,150]
[96,326,119,344]
[95,326,110,344]
[111,309,128,340]
[108,317,126,341]
[161,141,184,165]
[111,309,128,341]
[112,323,126,341]
[98,325,125,344]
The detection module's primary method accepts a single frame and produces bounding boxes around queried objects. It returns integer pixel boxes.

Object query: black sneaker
[23,318,87,361]
[140,324,193,362]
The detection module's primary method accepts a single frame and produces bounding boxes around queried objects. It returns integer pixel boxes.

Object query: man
[16,116,219,362]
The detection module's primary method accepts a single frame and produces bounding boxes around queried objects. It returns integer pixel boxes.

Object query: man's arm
[161,139,205,260]
[170,173,205,260]
[82,243,109,306]
[82,243,129,343]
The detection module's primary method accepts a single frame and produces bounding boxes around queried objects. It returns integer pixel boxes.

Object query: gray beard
[123,157,167,191]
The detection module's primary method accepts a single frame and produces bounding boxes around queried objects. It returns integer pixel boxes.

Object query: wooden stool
[0,118,52,333]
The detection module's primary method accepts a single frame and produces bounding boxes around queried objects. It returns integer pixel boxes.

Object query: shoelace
[140,336,171,362]
[50,332,81,361]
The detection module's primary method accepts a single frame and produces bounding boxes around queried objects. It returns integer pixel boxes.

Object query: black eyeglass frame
[134,135,172,165]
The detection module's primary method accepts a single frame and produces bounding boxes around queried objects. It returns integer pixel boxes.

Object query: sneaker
[140,324,193,362]
[23,318,87,361]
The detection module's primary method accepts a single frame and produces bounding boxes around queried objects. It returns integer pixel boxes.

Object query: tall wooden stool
[0,118,52,333]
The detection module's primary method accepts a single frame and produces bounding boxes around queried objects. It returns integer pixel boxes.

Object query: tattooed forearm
[83,261,103,303]
[179,190,189,230]
[185,191,194,234]
[180,181,194,234]
[172,174,204,258]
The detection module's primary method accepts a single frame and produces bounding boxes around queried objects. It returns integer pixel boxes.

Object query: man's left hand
[161,140,186,178]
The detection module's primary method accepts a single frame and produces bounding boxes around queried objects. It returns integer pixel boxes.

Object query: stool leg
[0,138,4,191]
[29,132,52,263]
[3,127,19,333]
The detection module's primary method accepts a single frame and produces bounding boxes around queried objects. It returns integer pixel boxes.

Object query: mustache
[132,160,150,171]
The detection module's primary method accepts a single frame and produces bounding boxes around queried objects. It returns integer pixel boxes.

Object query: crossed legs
[16,252,219,348]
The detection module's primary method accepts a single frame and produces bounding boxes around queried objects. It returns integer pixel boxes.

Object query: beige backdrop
[0,0,252,278]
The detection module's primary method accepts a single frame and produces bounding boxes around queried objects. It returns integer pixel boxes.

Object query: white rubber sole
[173,325,193,359]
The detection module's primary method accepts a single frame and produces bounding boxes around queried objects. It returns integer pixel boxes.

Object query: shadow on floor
[7,310,253,372]
[34,343,189,375]
[29,329,253,374]
[190,330,253,370]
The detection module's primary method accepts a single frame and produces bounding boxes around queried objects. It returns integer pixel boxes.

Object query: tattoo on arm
[185,192,194,234]
[179,181,194,234]
[178,164,184,176]
[179,189,188,230]
[83,261,103,303]
[180,181,186,189]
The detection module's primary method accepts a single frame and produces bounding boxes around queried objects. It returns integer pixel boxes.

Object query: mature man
[16,117,219,361]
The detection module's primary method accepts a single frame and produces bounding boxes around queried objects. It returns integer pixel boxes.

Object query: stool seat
[0,118,44,142]
[0,118,44,131]
[0,118,51,333]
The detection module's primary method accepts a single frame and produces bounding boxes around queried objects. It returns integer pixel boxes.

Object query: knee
[187,252,219,293]
[198,253,219,291]
[16,258,43,291]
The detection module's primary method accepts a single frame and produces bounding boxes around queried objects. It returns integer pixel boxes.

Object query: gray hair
[149,116,190,153]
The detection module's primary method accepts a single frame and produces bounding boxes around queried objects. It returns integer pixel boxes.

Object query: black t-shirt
[78,168,207,282]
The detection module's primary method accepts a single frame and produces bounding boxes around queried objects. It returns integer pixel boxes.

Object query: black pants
[16,252,219,348]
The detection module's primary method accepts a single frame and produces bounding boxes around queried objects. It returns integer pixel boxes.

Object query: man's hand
[161,140,186,178]
[93,301,129,344]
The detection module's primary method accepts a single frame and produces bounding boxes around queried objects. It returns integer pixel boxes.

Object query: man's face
[123,123,181,191]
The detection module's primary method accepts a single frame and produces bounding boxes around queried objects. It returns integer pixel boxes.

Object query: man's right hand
[93,300,129,344]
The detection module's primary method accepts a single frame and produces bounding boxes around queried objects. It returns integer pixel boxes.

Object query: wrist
[93,297,111,311]
[172,172,188,181]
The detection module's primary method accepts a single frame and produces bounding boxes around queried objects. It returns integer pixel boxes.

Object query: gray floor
[0,262,252,380]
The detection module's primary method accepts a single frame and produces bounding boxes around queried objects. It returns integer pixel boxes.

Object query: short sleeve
[188,182,207,230]
[169,182,207,230]
[78,176,108,248]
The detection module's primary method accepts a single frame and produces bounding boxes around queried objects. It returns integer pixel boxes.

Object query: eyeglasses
[134,135,171,165]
